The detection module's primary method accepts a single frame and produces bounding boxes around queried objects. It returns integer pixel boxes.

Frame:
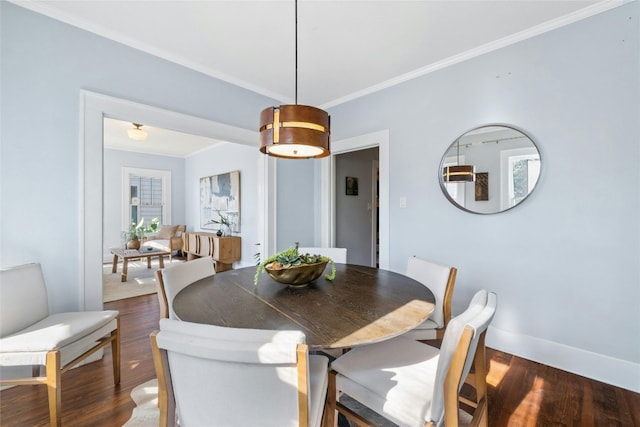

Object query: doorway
[334,148,379,267]
[319,130,389,270]
[80,90,265,310]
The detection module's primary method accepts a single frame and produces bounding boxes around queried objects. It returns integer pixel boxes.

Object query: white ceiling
[14,0,623,156]
[103,118,222,158]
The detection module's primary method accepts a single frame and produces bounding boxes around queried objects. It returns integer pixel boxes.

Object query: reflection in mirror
[440,125,541,214]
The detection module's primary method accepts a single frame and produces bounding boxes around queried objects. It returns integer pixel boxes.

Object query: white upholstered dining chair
[326,290,497,427]
[297,247,347,264]
[0,263,121,427]
[150,319,329,427]
[155,256,215,319]
[401,256,457,340]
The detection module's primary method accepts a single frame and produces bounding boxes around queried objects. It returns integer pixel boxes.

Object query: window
[500,148,540,210]
[122,167,171,231]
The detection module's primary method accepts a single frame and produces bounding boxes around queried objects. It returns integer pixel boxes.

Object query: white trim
[257,154,277,261]
[488,326,640,393]
[320,130,389,270]
[15,0,627,109]
[371,159,379,267]
[11,0,286,104]
[321,1,629,108]
[499,147,540,211]
[79,90,264,310]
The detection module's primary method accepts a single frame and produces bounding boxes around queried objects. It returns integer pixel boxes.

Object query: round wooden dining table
[173,263,435,350]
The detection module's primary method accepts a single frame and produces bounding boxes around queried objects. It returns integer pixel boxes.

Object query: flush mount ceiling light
[443,139,475,182]
[127,123,148,141]
[259,0,330,159]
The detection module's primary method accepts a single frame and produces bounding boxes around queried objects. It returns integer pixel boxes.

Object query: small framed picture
[475,172,488,201]
[346,177,358,196]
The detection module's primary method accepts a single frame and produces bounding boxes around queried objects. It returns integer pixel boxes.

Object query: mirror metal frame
[438,124,542,215]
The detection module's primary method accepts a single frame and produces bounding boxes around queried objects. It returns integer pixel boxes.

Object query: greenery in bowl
[254,246,336,285]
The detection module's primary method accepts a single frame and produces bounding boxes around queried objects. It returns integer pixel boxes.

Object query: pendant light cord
[295,0,298,105]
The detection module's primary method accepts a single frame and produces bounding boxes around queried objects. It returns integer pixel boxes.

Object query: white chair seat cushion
[0,310,118,357]
[332,335,440,427]
[401,319,439,340]
[412,318,438,331]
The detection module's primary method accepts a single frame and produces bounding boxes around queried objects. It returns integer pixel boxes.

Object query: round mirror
[439,125,541,214]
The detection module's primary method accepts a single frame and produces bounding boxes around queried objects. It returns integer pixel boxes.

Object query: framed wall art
[346,176,359,196]
[200,170,240,232]
[475,172,489,201]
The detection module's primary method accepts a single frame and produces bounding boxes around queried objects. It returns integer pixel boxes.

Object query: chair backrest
[297,247,347,264]
[152,319,312,427]
[0,263,49,337]
[157,257,215,319]
[427,290,497,426]
[406,256,457,328]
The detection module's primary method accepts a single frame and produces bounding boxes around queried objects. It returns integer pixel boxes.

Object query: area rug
[122,379,159,427]
[121,379,397,427]
[103,258,163,302]
[122,382,466,426]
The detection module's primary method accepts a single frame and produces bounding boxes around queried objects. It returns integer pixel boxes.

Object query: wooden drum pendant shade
[443,165,475,182]
[260,105,330,159]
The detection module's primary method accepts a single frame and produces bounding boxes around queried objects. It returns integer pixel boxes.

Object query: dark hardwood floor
[1,293,639,426]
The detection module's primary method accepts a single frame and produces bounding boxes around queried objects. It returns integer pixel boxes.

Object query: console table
[183,232,241,272]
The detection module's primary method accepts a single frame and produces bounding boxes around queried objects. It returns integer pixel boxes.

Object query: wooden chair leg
[112,317,121,385]
[46,351,61,427]
[325,370,337,427]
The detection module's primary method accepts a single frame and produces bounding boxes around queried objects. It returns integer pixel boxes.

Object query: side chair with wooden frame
[154,256,215,320]
[151,319,329,427]
[0,263,121,427]
[151,255,217,422]
[401,256,457,341]
[325,290,497,427]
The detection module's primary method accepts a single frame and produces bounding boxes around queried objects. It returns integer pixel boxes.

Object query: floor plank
[0,295,159,427]
[1,294,639,426]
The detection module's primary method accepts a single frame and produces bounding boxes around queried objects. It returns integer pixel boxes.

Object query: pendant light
[443,139,475,182]
[127,123,148,141]
[259,0,330,159]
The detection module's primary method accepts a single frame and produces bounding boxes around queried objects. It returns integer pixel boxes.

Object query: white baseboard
[487,326,640,393]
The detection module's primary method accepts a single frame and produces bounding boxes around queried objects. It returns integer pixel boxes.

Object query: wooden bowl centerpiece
[264,260,328,287]
[255,246,336,288]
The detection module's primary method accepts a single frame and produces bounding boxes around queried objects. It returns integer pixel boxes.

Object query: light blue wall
[103,149,186,258]
[275,159,316,252]
[184,142,261,267]
[1,2,273,311]
[1,0,638,391]
[328,2,639,389]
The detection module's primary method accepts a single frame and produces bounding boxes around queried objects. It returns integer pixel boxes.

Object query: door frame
[79,90,265,310]
[320,130,389,270]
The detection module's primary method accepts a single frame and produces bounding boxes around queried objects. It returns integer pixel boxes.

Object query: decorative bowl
[264,261,328,287]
